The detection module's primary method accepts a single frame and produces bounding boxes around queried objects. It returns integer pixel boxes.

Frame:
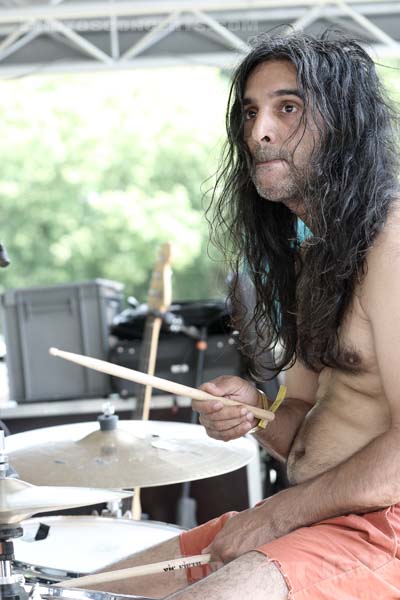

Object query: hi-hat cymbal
[0,477,131,524]
[6,421,256,489]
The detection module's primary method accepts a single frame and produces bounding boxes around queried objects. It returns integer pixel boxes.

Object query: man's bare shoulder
[360,201,400,305]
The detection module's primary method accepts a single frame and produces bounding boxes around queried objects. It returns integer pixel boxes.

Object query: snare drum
[15,516,182,584]
[24,583,153,600]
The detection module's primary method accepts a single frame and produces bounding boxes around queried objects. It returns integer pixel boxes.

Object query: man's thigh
[255,507,400,599]
[180,506,400,599]
[166,552,288,600]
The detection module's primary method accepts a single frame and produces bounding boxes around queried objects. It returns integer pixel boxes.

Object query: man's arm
[207,225,400,562]
[194,359,319,462]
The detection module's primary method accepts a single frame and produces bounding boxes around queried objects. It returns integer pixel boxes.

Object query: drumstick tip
[49,347,59,356]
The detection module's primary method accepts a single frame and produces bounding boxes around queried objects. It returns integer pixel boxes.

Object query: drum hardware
[0,433,35,600]
[98,500,130,520]
[0,523,29,600]
[90,405,131,519]
[22,585,153,600]
[0,433,133,600]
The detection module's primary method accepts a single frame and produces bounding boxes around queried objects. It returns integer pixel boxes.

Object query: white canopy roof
[0,1,399,77]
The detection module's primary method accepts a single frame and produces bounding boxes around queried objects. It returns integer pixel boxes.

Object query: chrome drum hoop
[24,584,154,600]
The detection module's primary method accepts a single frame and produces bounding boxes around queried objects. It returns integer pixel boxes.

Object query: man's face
[243,59,319,209]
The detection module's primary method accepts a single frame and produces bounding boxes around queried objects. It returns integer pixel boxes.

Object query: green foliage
[0,67,229,302]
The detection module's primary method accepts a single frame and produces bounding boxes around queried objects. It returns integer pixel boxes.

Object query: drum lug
[27,583,43,600]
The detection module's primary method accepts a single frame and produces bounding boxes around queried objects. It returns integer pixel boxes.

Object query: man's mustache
[252,146,292,164]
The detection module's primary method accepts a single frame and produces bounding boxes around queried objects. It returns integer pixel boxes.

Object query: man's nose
[249,110,278,145]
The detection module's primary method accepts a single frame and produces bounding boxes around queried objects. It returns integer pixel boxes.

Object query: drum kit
[0,393,257,600]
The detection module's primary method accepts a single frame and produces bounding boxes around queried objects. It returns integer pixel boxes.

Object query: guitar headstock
[147,242,172,313]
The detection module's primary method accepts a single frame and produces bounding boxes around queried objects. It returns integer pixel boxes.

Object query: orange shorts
[179,504,400,599]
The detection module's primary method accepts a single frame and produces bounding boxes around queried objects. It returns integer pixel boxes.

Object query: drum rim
[25,583,154,600]
[14,557,83,581]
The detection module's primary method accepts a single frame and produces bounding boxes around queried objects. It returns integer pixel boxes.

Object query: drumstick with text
[55,554,211,588]
[49,347,276,422]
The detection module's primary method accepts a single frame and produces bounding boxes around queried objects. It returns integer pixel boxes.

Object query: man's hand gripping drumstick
[195,377,286,442]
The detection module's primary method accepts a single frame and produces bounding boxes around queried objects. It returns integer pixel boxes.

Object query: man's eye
[244,109,257,120]
[282,104,297,114]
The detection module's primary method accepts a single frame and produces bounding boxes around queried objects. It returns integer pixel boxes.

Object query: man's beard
[252,170,301,203]
[249,146,309,204]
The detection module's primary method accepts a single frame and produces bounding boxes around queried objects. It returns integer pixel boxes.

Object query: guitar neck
[134,315,163,420]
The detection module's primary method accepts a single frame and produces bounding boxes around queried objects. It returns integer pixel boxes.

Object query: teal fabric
[298,219,311,241]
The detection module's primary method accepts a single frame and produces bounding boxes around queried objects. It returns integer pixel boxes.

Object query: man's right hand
[193,376,264,441]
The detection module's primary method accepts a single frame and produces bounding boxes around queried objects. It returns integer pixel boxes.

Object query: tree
[0,67,228,301]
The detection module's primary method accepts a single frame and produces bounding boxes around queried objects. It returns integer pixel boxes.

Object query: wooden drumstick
[55,554,211,588]
[49,347,275,422]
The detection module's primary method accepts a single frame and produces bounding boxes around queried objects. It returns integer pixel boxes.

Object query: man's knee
[233,552,289,599]
[167,551,289,600]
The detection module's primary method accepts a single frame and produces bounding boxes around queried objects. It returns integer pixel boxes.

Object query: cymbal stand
[94,404,131,519]
[0,524,29,600]
[0,433,29,600]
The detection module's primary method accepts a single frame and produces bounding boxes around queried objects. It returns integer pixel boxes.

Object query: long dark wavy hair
[209,32,399,376]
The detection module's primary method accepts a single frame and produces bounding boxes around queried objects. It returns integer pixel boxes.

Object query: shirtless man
[93,33,400,599]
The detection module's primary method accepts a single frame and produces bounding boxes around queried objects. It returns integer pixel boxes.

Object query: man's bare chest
[287,292,390,484]
[337,292,377,373]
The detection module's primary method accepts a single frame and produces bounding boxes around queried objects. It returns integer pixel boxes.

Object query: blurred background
[0,66,228,302]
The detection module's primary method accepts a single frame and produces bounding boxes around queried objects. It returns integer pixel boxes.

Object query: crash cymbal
[0,477,131,524]
[7,420,256,489]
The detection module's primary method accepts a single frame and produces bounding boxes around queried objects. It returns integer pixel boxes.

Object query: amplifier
[109,333,244,397]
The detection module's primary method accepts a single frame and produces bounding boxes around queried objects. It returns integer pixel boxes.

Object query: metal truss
[0,1,399,77]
